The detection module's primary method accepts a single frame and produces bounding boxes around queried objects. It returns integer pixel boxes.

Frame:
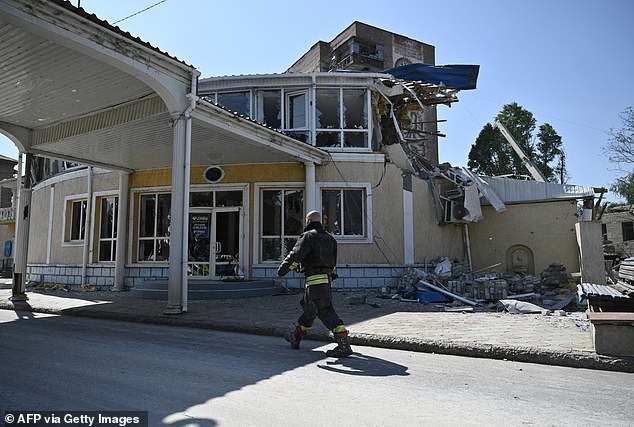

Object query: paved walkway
[1,284,633,373]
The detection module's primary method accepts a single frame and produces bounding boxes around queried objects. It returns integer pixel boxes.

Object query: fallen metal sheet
[417,280,478,306]
[497,299,548,314]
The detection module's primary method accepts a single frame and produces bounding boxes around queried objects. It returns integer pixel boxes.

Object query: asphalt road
[0,310,632,427]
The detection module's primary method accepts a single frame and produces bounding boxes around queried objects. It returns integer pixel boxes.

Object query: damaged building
[0,4,605,313]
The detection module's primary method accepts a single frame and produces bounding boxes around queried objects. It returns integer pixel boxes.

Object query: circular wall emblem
[203,166,224,183]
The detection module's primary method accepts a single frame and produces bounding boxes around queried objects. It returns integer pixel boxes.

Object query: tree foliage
[467,102,567,182]
[604,106,634,202]
[610,173,634,204]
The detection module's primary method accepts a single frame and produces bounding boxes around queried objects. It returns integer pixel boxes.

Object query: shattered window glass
[257,90,281,128]
[316,131,340,148]
[343,89,367,129]
[261,189,304,262]
[322,188,365,237]
[217,91,251,117]
[316,88,339,129]
[343,132,367,148]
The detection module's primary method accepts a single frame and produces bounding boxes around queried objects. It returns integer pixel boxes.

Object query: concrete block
[590,312,634,357]
[364,268,378,278]
[378,268,392,278]
[371,278,385,287]
[336,268,350,278]
[342,278,358,287]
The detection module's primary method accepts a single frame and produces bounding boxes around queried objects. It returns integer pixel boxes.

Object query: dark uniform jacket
[277,221,337,278]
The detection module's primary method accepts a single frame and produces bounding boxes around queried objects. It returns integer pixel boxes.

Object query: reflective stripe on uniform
[332,325,347,334]
[305,274,330,286]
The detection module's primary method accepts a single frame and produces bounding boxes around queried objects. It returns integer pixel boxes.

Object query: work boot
[326,331,353,358]
[284,326,305,349]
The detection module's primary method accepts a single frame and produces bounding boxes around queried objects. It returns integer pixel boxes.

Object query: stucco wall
[467,200,581,275]
[28,169,120,265]
[317,161,403,264]
[412,177,465,262]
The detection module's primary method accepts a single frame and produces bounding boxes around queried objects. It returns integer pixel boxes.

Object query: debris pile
[394,258,581,312]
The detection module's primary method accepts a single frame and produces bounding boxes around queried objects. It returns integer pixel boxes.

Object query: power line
[112,0,168,25]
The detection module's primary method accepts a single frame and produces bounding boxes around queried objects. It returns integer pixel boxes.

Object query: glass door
[188,211,211,277]
[188,208,242,279]
[212,208,241,279]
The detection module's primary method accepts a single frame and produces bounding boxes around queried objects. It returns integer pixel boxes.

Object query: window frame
[316,182,373,243]
[315,87,371,150]
[137,192,172,263]
[258,187,305,263]
[97,195,118,263]
[622,221,634,242]
[62,195,88,246]
[210,90,253,117]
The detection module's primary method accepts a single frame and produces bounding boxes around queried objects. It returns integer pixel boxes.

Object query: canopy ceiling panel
[0,19,155,130]
[0,0,325,172]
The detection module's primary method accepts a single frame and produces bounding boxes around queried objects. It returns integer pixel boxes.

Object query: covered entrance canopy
[0,0,327,312]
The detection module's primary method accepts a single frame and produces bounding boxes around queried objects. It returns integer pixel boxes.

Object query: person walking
[277,210,353,358]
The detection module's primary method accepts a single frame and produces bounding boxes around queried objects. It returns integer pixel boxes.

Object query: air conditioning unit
[444,200,468,223]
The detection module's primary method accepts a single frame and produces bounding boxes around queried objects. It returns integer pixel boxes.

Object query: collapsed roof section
[374,63,597,225]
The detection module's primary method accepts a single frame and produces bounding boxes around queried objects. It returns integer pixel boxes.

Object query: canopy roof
[0,0,327,172]
[384,63,480,90]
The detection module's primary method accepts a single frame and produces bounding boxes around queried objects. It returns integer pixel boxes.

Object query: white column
[164,116,187,314]
[81,166,93,286]
[46,185,55,264]
[305,161,316,213]
[403,173,414,265]
[113,171,130,291]
[11,153,29,301]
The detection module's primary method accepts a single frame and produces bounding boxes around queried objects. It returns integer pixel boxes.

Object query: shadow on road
[317,352,410,377]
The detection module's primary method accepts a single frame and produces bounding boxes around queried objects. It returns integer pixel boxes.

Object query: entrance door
[212,208,241,279]
[188,208,241,279]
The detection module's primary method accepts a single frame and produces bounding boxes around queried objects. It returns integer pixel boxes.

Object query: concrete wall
[28,169,121,265]
[412,177,465,262]
[467,200,581,275]
[601,206,634,258]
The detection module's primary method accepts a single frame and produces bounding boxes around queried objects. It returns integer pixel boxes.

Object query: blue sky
[2,0,632,202]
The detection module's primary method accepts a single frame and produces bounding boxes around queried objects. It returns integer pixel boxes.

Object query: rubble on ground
[392,258,582,312]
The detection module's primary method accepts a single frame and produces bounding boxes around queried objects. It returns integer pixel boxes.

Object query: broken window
[216,91,251,117]
[98,196,118,262]
[321,188,365,237]
[316,88,369,149]
[285,91,309,143]
[261,189,304,262]
[622,221,634,241]
[256,90,281,129]
[138,193,171,262]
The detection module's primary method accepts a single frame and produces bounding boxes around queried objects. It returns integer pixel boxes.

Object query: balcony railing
[0,207,15,222]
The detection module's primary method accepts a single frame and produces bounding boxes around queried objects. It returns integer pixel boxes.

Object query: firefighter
[277,210,353,358]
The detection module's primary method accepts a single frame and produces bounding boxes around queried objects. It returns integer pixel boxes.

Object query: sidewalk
[1,284,633,373]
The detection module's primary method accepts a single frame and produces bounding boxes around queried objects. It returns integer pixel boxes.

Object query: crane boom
[493,120,547,182]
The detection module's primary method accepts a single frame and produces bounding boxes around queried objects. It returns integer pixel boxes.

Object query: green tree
[604,106,634,202]
[610,173,634,204]
[467,102,567,182]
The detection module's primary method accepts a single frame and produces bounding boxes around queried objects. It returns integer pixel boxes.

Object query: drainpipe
[181,71,200,313]
[304,161,316,213]
[81,166,93,286]
[463,223,473,272]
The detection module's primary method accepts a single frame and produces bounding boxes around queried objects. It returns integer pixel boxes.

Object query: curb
[3,301,634,373]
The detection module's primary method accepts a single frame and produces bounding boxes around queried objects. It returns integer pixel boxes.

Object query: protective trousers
[297,278,344,332]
